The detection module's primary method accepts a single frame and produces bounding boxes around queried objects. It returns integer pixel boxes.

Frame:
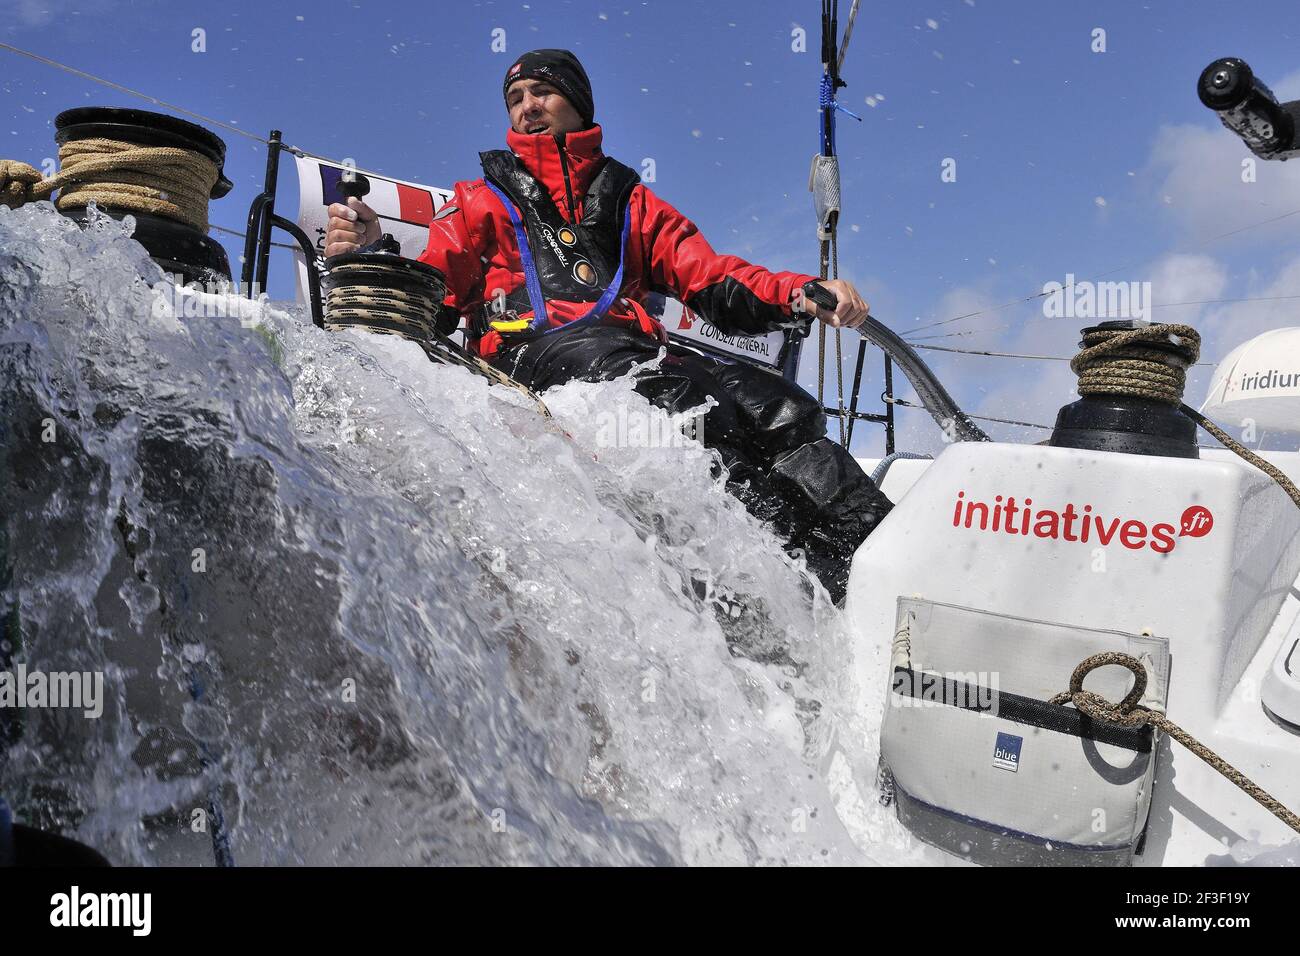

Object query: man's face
[507,78,585,136]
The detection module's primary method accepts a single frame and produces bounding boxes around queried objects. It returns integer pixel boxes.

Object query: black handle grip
[338,171,371,201]
[802,281,839,312]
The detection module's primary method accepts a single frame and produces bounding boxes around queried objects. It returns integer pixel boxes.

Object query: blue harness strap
[485,180,631,334]
[0,797,15,867]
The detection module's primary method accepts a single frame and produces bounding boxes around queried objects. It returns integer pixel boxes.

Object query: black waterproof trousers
[491,324,892,603]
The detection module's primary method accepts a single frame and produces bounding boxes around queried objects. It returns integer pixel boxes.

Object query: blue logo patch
[993,732,1023,772]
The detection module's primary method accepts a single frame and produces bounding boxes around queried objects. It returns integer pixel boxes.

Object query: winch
[1,106,233,283]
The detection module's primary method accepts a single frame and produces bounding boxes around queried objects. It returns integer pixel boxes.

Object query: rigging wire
[900,205,1300,341]
[911,344,1067,362]
[0,40,274,147]
[903,291,1300,344]
[882,393,1051,430]
[0,40,412,183]
[910,342,1216,365]
[210,221,299,252]
[836,0,862,75]
[816,0,852,445]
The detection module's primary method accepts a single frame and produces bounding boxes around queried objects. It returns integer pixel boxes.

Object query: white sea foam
[0,201,923,865]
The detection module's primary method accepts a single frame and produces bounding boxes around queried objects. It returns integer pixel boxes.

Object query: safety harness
[477,148,641,338]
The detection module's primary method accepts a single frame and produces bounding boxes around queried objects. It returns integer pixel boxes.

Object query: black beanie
[503,49,595,127]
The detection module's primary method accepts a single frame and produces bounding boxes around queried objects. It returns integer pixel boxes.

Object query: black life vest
[479,148,641,322]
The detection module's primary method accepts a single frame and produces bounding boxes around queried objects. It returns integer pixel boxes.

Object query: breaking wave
[0,202,922,865]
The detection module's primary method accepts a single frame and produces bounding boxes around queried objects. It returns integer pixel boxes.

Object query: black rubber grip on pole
[338,171,371,201]
[802,281,838,312]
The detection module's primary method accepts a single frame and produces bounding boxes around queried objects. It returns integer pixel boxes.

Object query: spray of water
[0,202,928,865]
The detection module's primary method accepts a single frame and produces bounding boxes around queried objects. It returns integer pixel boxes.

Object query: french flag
[319,165,435,227]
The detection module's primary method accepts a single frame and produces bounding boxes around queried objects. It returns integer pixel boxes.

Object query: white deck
[848,445,1300,865]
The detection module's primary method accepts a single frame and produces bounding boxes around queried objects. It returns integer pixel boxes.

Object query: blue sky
[6,0,1300,455]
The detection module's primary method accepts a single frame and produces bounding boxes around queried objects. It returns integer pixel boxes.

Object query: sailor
[325,49,891,604]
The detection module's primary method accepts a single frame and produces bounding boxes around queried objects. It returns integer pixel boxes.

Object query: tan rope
[817,318,826,408]
[816,237,828,412]
[0,159,45,208]
[1071,322,1202,402]
[1050,653,1300,835]
[1182,405,1300,510]
[1,138,218,230]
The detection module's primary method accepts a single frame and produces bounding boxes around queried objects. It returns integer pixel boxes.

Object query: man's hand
[803,279,870,329]
[325,197,382,257]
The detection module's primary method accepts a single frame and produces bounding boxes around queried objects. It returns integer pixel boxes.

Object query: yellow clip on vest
[489,316,532,333]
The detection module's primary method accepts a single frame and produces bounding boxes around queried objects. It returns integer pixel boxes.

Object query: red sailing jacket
[416,124,816,358]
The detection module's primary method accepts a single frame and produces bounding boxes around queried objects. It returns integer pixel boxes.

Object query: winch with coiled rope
[324,253,448,344]
[1,107,233,283]
[1051,319,1300,511]
[1050,319,1204,459]
[322,250,556,418]
[320,172,559,416]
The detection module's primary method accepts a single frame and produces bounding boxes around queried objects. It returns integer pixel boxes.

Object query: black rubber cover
[1050,397,1200,459]
[60,207,232,284]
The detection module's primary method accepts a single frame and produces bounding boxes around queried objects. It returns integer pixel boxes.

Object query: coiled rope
[1050,653,1300,836]
[0,138,219,230]
[324,257,554,419]
[1072,322,1201,403]
[1072,322,1300,509]
[325,258,445,343]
